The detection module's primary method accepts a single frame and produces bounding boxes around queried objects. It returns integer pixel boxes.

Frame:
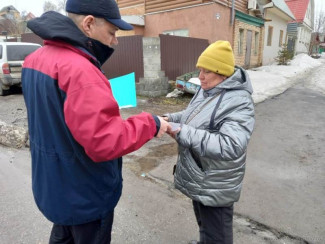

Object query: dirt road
[1,72,324,243]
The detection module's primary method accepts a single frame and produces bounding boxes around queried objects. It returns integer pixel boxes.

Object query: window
[238,29,244,55]
[162,29,189,37]
[267,26,273,46]
[7,45,40,61]
[254,32,259,55]
[279,30,284,47]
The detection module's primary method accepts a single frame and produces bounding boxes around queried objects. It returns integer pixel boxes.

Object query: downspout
[230,0,235,26]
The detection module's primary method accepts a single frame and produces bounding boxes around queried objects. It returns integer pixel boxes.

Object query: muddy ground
[1,77,324,244]
[0,90,190,177]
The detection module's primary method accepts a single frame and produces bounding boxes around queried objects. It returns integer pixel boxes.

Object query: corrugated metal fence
[20,33,209,82]
[102,35,143,82]
[21,33,43,45]
[160,34,209,80]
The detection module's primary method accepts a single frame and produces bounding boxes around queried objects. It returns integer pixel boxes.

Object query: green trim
[235,10,264,27]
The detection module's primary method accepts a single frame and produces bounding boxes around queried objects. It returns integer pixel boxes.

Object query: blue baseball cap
[66,0,133,30]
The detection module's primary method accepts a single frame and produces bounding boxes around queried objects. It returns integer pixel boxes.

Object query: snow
[167,53,325,103]
[248,53,325,103]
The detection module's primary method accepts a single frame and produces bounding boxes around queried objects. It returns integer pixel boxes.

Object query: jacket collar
[27,11,114,67]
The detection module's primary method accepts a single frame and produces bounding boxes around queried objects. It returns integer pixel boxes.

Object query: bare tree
[43,0,67,14]
[43,1,59,13]
[314,10,325,33]
[20,11,28,19]
[57,0,67,12]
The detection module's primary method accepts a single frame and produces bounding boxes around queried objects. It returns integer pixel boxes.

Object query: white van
[0,42,41,95]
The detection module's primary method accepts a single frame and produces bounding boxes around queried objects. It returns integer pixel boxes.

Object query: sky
[2,0,48,17]
[1,0,325,18]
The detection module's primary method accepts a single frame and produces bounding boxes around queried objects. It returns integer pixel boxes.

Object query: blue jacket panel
[22,68,123,225]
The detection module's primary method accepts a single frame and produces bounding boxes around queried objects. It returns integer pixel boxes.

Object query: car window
[7,45,40,61]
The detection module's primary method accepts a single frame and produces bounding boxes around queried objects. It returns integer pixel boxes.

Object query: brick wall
[233,19,264,68]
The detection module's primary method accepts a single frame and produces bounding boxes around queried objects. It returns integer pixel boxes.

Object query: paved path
[1,65,324,243]
[236,76,325,243]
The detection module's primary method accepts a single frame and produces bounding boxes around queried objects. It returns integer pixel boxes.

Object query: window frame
[267,26,273,46]
[279,30,284,47]
[238,28,244,55]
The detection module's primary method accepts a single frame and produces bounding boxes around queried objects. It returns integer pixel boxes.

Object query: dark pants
[49,211,114,244]
[193,201,233,244]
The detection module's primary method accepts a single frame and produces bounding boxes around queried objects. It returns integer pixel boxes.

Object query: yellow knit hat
[196,40,235,77]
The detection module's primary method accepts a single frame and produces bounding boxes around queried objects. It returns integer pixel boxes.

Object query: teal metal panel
[235,11,265,27]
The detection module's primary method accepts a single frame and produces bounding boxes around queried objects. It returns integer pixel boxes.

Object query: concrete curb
[0,121,28,148]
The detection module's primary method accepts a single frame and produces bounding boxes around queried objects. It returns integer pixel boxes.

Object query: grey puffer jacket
[166,66,255,207]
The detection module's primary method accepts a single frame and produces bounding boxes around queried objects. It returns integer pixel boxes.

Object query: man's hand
[156,116,171,138]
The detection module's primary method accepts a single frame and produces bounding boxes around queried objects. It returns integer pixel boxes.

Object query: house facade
[117,1,234,42]
[261,0,295,65]
[233,10,265,68]
[285,0,314,55]
[117,0,266,69]
[0,5,21,37]
[0,5,20,20]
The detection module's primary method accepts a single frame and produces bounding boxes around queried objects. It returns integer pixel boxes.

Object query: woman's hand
[167,128,181,139]
[167,122,181,139]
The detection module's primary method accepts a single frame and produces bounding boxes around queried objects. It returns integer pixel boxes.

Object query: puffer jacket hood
[217,66,253,94]
[27,11,114,65]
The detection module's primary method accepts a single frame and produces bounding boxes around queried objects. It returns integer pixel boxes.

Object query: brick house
[116,0,266,69]
[259,0,296,65]
[285,0,314,55]
[0,5,21,37]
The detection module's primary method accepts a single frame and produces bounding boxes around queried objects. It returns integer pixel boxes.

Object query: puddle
[125,143,178,175]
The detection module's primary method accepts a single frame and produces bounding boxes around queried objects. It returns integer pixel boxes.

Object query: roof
[265,0,296,20]
[0,5,19,13]
[285,0,310,22]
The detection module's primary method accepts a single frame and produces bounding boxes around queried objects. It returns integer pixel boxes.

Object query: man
[22,0,170,243]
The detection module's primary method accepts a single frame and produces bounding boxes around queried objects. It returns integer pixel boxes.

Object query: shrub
[275,45,294,65]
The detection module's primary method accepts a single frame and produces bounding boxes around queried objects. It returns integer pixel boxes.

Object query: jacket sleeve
[176,95,255,161]
[63,79,157,163]
[164,111,184,123]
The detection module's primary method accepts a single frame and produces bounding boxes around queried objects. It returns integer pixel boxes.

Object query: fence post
[136,37,169,97]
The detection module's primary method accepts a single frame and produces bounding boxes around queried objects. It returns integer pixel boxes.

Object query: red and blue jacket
[22,11,159,225]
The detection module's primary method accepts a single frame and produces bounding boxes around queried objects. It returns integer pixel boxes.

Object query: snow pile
[248,70,289,104]
[168,53,325,102]
[249,54,325,103]
[290,53,322,69]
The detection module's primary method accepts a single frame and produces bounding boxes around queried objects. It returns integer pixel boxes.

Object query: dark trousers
[49,211,114,244]
[193,201,234,244]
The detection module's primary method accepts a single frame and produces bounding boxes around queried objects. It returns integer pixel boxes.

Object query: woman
[164,41,255,244]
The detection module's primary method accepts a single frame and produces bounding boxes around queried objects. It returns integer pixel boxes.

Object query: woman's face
[198,68,226,90]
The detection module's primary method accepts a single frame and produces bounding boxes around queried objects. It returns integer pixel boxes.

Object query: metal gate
[21,33,211,83]
[160,34,209,81]
[102,35,143,82]
[21,33,144,83]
